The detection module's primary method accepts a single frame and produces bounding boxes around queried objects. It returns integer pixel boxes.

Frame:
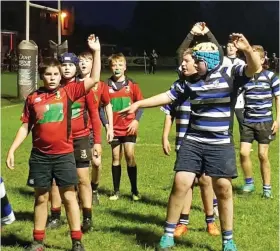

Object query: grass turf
[1,71,279,251]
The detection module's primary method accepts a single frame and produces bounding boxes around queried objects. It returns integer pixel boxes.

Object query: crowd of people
[2,22,279,251]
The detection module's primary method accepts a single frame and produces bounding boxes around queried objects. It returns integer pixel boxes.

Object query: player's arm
[133,84,144,122]
[127,84,144,135]
[99,106,109,127]
[203,25,224,62]
[119,86,185,116]
[6,123,29,170]
[272,75,280,134]
[101,84,114,142]
[161,105,175,156]
[84,34,101,92]
[86,92,102,156]
[230,33,261,78]
[177,22,206,63]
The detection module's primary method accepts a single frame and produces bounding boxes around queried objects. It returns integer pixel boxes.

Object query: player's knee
[240,147,251,158]
[78,174,90,187]
[61,188,76,205]
[35,191,49,205]
[173,173,191,194]
[258,151,269,162]
[213,179,232,200]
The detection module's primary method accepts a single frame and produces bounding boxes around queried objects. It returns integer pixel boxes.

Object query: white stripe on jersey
[176,132,186,137]
[272,79,280,87]
[191,111,230,117]
[245,85,271,90]
[190,82,229,91]
[274,90,280,96]
[166,90,177,101]
[187,135,231,144]
[160,106,170,115]
[246,94,272,99]
[267,71,274,79]
[176,119,189,124]
[191,124,229,132]
[247,111,272,117]
[176,106,191,111]
[245,103,272,109]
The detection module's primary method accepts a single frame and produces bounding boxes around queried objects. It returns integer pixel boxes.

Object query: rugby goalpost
[17,0,63,100]
[26,0,62,44]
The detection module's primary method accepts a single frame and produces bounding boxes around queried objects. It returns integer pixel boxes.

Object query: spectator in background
[149,49,158,74]
[269,53,279,72]
[263,51,269,69]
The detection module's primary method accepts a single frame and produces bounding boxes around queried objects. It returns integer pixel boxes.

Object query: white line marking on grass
[137,143,161,147]
[1,104,22,109]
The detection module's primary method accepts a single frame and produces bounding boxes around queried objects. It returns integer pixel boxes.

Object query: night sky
[39,1,137,29]
[2,1,279,54]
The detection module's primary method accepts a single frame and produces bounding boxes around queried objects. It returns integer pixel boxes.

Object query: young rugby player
[6,34,101,251]
[106,53,144,201]
[240,45,279,198]
[161,81,220,237]
[120,27,260,251]
[78,51,113,205]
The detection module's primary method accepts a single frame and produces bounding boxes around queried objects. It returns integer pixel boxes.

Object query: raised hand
[191,22,207,36]
[88,34,101,52]
[229,33,251,52]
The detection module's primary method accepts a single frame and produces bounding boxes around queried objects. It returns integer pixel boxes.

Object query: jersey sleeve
[270,73,280,96]
[166,81,190,101]
[100,83,110,106]
[86,91,102,144]
[64,81,86,102]
[20,96,32,123]
[132,83,144,102]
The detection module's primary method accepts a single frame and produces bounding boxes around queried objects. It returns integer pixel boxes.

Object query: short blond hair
[178,48,193,63]
[78,51,93,60]
[252,45,265,59]
[108,53,126,66]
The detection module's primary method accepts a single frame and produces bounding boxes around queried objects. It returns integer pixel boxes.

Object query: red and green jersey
[88,81,111,130]
[21,83,86,154]
[66,80,101,143]
[106,77,143,136]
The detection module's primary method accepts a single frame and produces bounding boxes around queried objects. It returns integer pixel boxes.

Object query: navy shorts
[28,149,78,189]
[73,136,92,168]
[89,129,94,149]
[111,135,137,147]
[174,139,237,179]
[241,121,275,144]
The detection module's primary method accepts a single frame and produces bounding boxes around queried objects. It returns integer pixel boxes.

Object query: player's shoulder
[262,69,277,80]
[126,76,139,85]
[26,87,45,103]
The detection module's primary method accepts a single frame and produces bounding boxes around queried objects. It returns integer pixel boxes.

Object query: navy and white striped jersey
[166,64,249,144]
[1,177,15,225]
[161,81,191,151]
[243,70,280,123]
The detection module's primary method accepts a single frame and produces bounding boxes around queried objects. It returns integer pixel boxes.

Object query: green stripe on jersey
[111,97,131,112]
[71,102,82,118]
[38,103,64,124]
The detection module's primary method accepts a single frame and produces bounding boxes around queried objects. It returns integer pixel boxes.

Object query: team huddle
[3,22,279,251]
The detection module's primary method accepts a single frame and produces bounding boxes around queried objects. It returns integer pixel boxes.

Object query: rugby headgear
[192,42,220,71]
[59,52,79,65]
